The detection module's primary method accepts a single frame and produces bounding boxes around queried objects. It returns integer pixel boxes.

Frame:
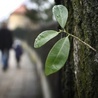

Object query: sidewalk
[0,49,43,98]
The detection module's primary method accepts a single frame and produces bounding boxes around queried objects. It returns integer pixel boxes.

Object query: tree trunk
[55,0,98,98]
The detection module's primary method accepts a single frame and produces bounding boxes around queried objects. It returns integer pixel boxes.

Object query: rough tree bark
[54,0,98,98]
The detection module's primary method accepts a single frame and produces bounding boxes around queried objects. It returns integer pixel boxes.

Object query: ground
[0,49,43,98]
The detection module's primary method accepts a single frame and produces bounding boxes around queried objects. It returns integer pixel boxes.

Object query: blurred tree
[31,0,47,6]
[26,0,54,23]
[26,9,40,22]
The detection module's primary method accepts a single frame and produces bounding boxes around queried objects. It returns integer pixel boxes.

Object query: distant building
[12,5,27,15]
[8,4,39,30]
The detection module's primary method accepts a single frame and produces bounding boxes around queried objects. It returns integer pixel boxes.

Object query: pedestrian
[13,39,23,68]
[0,22,13,71]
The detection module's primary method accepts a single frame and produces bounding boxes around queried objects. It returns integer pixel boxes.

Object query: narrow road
[0,49,43,98]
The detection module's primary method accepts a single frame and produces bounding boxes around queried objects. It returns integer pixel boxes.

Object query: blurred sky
[0,0,54,22]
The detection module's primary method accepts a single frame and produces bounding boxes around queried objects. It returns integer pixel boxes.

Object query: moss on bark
[60,0,98,98]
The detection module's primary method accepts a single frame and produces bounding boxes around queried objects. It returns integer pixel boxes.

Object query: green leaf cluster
[34,5,69,75]
[34,5,96,75]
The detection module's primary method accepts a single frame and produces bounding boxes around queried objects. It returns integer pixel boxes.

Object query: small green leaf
[52,5,68,28]
[45,36,70,75]
[34,30,59,48]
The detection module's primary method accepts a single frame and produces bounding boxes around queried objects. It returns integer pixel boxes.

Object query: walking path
[0,49,43,98]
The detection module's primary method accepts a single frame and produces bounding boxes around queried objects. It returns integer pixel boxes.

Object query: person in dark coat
[0,22,13,71]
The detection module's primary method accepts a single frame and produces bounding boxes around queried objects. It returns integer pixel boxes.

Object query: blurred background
[0,0,61,98]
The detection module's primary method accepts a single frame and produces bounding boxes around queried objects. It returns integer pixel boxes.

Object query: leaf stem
[65,31,96,52]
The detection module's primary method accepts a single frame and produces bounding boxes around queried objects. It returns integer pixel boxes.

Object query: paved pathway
[0,49,43,98]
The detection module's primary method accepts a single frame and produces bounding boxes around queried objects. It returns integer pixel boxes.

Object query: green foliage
[52,5,68,29]
[34,30,59,48]
[30,0,54,22]
[45,36,70,75]
[34,5,96,75]
[26,9,39,22]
